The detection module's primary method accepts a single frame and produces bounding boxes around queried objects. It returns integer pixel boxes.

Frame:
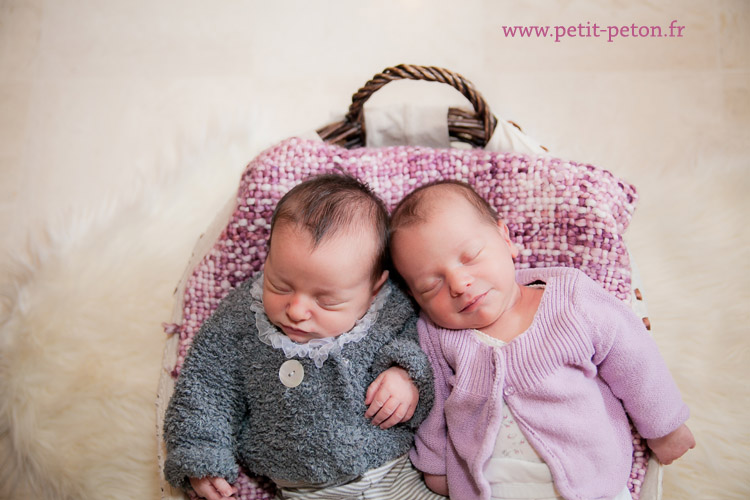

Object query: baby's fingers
[371,398,405,429]
[365,372,386,407]
[365,383,390,419]
[210,477,237,498]
[377,409,407,429]
[365,393,389,421]
[190,476,236,500]
[364,394,384,419]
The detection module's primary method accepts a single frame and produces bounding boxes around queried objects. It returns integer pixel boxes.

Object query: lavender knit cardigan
[410,266,689,500]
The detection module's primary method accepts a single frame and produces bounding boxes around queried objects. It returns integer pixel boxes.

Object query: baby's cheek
[263,297,284,321]
[320,310,357,337]
[422,301,454,327]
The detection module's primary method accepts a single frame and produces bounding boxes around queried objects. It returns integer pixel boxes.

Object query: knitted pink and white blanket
[163,137,649,500]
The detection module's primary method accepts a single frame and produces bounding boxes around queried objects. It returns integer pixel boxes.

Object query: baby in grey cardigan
[163,173,436,500]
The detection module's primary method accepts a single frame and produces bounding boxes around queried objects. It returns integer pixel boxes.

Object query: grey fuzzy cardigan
[163,277,434,489]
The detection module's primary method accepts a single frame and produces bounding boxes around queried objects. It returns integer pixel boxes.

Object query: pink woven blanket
[166,137,648,499]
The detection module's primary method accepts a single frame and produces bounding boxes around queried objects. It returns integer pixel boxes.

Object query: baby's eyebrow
[314,287,350,299]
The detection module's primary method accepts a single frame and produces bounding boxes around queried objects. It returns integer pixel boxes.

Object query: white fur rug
[0,123,254,499]
[1,121,748,499]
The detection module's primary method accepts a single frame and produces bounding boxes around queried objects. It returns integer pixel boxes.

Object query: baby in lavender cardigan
[389,180,695,500]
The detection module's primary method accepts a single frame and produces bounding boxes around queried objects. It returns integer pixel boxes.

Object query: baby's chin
[429,315,492,332]
[280,325,349,344]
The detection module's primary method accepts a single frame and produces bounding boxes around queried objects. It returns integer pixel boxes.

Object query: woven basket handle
[317,64,498,149]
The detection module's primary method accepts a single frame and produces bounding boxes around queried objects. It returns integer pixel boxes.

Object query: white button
[504,386,515,397]
[279,360,304,388]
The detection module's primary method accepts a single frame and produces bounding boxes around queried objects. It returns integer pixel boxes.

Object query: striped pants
[276,455,444,500]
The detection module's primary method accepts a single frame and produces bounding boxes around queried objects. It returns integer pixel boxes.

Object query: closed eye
[461,248,482,264]
[266,279,291,294]
[317,296,346,309]
[418,280,441,296]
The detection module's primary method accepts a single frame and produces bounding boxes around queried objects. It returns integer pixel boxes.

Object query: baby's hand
[647,423,696,465]
[365,366,418,429]
[189,476,237,500]
[423,473,449,496]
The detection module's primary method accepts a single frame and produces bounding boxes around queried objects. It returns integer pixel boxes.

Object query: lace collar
[249,274,391,368]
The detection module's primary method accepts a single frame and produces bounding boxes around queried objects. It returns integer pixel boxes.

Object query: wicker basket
[317,64,502,149]
[157,64,661,500]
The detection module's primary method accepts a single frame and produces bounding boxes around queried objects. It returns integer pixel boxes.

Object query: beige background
[1,1,748,499]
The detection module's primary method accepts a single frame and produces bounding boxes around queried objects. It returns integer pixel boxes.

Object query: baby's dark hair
[390,180,499,234]
[269,172,389,283]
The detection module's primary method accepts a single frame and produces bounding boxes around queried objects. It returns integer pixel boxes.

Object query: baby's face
[262,223,386,343]
[391,195,520,332]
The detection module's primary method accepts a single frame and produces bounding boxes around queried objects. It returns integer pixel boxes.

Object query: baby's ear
[509,241,520,259]
[496,220,511,240]
[497,220,520,258]
[372,270,389,295]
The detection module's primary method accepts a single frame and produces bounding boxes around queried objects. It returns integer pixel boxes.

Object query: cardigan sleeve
[409,315,450,476]
[370,287,435,429]
[574,272,690,440]
[162,286,252,489]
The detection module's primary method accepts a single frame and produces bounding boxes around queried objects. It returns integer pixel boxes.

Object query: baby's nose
[286,295,311,322]
[447,270,471,297]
